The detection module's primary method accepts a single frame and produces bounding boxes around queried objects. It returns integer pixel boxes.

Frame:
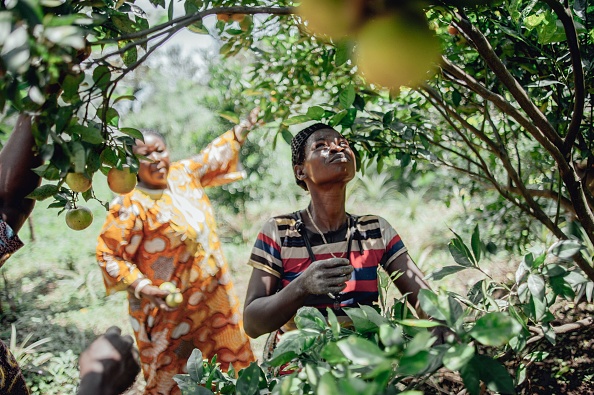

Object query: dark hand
[78,326,140,395]
[299,257,353,295]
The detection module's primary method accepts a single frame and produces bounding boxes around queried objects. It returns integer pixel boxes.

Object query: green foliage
[173,229,593,395]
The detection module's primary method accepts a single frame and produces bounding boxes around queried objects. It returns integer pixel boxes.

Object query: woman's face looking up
[133,134,171,189]
[299,128,356,188]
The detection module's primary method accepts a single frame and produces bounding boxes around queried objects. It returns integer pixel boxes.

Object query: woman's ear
[294,165,306,181]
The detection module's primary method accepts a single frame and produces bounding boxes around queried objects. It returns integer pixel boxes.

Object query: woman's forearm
[243,279,309,338]
[0,115,42,232]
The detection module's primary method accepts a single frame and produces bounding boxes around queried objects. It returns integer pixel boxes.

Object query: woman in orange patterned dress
[96,111,259,394]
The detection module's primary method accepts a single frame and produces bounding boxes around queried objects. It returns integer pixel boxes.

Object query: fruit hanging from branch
[65,206,93,230]
[297,0,365,39]
[65,172,92,193]
[107,167,137,195]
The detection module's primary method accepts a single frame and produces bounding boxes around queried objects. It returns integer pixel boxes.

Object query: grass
[0,170,474,393]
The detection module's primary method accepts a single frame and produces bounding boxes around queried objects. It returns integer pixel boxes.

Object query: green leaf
[317,372,339,394]
[469,312,521,347]
[443,343,475,371]
[418,289,446,322]
[378,324,404,348]
[68,125,105,144]
[235,363,261,395]
[26,184,59,201]
[93,66,111,91]
[339,85,355,109]
[186,349,204,382]
[475,354,516,394]
[396,350,431,375]
[119,127,143,141]
[334,41,350,66]
[405,330,434,356]
[428,265,468,280]
[218,111,240,124]
[121,44,138,67]
[398,319,442,328]
[471,224,481,263]
[527,273,545,301]
[306,106,325,121]
[343,307,379,333]
[448,241,474,267]
[460,361,481,395]
[294,306,326,332]
[326,308,341,338]
[70,141,86,173]
[280,128,293,145]
[173,374,214,394]
[282,115,310,126]
[336,336,386,365]
[548,239,582,260]
[320,342,349,364]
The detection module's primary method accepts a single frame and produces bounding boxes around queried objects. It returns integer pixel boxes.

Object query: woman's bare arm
[0,115,42,232]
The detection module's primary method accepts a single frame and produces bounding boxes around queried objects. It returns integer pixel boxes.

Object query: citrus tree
[2,0,593,277]
[2,0,594,391]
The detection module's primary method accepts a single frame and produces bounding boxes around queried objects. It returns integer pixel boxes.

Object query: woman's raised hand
[234,107,262,143]
[298,257,353,296]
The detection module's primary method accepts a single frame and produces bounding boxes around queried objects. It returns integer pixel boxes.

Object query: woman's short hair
[137,129,167,146]
[291,122,335,190]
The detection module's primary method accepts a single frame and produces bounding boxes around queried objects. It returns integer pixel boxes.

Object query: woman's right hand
[138,285,177,312]
[298,257,353,296]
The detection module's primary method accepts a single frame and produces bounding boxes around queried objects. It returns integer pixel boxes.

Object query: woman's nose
[329,141,344,152]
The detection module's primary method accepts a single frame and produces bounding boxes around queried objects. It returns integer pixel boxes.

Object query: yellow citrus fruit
[159,282,177,293]
[107,167,137,194]
[355,11,442,91]
[297,0,362,39]
[165,292,183,308]
[65,206,93,231]
[65,172,92,193]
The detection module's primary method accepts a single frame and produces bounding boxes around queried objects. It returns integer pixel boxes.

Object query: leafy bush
[173,231,593,395]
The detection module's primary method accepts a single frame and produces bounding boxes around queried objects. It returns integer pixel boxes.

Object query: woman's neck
[306,190,347,232]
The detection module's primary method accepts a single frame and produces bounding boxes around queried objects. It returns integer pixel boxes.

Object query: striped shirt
[248,212,407,314]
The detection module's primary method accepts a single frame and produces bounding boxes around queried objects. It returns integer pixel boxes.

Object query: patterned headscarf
[291,122,335,190]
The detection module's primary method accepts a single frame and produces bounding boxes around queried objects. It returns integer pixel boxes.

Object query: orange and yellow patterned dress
[96,130,255,395]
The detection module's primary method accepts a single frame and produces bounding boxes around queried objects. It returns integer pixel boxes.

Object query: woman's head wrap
[291,123,334,190]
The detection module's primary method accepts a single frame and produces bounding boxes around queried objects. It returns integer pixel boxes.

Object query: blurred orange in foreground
[297,0,363,39]
[355,12,441,91]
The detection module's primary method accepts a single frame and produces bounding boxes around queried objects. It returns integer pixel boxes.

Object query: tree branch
[539,0,585,154]
[451,12,563,150]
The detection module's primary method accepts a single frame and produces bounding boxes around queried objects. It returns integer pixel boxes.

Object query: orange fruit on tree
[297,0,363,40]
[65,172,92,193]
[355,11,442,91]
[65,206,93,230]
[231,13,245,22]
[107,167,137,194]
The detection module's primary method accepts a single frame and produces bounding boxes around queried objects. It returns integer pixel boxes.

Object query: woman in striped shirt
[243,123,432,342]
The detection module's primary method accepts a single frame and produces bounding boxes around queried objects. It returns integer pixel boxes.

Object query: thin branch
[93,6,292,47]
[526,316,593,345]
[451,12,563,150]
[441,58,565,165]
[539,0,586,153]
